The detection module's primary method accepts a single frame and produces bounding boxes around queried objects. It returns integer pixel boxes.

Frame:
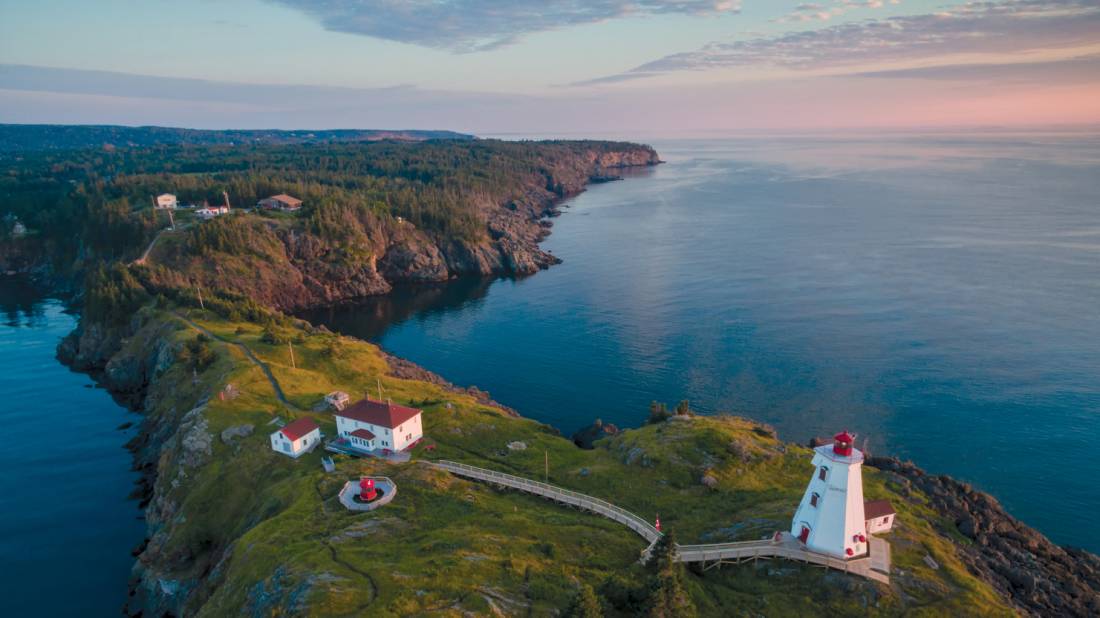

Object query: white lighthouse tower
[790,431,869,559]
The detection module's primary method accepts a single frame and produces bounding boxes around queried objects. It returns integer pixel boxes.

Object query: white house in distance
[791,431,870,559]
[155,193,178,209]
[864,499,896,534]
[270,417,321,458]
[257,194,303,212]
[334,398,423,453]
[196,204,230,220]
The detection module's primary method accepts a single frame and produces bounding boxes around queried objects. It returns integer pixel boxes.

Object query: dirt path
[174,312,299,411]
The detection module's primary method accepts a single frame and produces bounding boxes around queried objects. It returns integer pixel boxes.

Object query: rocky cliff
[140,144,660,313]
[869,456,1100,616]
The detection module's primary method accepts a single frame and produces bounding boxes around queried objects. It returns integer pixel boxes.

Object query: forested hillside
[1,136,658,314]
[0,124,473,152]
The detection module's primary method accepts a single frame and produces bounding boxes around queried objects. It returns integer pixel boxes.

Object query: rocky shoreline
[867,456,1100,617]
[56,312,1100,616]
[32,138,1100,615]
[144,146,662,313]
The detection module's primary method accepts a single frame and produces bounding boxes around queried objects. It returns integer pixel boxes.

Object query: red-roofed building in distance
[269,417,322,458]
[334,398,423,453]
[257,194,303,211]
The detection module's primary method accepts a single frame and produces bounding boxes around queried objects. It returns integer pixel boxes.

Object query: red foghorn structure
[360,477,378,502]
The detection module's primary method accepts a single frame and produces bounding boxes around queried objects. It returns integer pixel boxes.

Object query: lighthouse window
[818,466,829,481]
[810,493,820,507]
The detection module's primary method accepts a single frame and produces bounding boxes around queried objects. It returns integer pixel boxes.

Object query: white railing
[433,460,660,542]
[431,460,889,584]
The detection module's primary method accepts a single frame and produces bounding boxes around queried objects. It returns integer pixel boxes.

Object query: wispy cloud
[266,0,742,52]
[851,53,1100,84]
[774,0,899,24]
[579,0,1100,84]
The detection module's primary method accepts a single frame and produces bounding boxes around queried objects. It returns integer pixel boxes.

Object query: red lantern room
[359,477,377,502]
[833,431,854,456]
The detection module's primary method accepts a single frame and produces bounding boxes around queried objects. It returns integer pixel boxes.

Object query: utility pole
[196,283,205,310]
[544,450,549,484]
[288,341,296,369]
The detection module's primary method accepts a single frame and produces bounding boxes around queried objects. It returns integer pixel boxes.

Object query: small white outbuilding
[864,499,897,534]
[325,391,350,411]
[270,417,321,458]
[155,193,178,209]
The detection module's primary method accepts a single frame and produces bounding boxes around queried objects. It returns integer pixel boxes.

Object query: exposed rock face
[220,424,254,444]
[869,456,1100,617]
[144,144,660,313]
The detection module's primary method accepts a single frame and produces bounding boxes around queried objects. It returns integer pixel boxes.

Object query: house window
[883,517,890,524]
[810,493,820,507]
[818,466,828,481]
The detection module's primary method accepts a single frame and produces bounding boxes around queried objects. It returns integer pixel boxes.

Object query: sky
[1,0,1098,134]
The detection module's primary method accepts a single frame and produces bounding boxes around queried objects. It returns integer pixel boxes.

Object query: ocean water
[0,278,144,616]
[304,133,1100,553]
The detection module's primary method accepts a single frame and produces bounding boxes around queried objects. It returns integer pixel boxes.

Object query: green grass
[127,306,1015,616]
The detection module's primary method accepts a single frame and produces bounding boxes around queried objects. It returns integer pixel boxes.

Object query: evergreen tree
[648,401,671,424]
[645,530,696,618]
[564,583,603,618]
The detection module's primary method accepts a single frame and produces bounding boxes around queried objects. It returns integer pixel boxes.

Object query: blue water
[305,133,1100,553]
[0,278,144,616]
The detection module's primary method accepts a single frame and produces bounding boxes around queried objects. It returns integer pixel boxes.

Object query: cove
[303,134,1100,554]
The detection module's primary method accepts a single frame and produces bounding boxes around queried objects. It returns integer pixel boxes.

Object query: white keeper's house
[334,398,423,453]
[269,417,321,458]
[791,431,872,559]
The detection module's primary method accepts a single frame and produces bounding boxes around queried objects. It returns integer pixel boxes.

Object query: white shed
[864,499,897,534]
[156,193,178,209]
[325,391,350,411]
[270,417,321,458]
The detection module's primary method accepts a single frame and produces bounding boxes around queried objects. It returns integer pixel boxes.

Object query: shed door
[799,525,810,544]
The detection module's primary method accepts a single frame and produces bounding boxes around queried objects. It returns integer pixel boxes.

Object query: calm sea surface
[305,134,1100,553]
[0,278,144,616]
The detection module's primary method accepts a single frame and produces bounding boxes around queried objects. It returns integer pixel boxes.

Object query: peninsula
[2,126,1097,616]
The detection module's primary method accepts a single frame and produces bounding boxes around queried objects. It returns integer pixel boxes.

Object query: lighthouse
[790,431,869,559]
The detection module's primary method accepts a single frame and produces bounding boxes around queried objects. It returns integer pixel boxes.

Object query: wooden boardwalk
[432,460,889,584]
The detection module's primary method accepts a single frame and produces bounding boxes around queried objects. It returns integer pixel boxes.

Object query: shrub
[647,401,671,425]
[260,328,287,345]
[564,583,604,618]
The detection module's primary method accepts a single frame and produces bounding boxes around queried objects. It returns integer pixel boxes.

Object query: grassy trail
[174,312,299,411]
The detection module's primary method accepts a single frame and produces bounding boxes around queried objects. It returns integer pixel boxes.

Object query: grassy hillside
[125,303,1014,616]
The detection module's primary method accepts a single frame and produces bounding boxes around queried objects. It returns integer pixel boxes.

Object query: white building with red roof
[269,417,321,458]
[334,398,423,453]
[790,431,871,559]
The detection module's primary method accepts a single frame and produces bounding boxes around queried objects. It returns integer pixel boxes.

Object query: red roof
[337,398,421,429]
[350,428,376,440]
[864,499,896,519]
[280,417,319,441]
[834,431,854,443]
